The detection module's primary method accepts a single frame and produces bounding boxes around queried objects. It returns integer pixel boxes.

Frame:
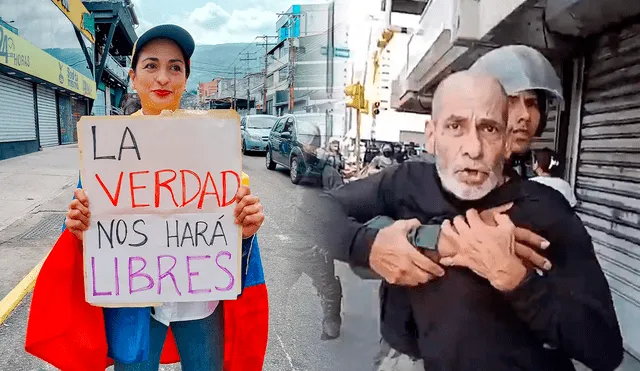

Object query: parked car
[265,113,328,184]
[241,115,279,154]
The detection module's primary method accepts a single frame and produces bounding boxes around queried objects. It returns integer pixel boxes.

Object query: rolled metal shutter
[578,22,640,358]
[36,85,59,147]
[0,73,36,142]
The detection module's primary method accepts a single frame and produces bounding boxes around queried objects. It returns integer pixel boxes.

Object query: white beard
[435,157,504,201]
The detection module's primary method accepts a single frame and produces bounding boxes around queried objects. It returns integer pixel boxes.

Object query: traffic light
[345,83,365,110]
[372,101,380,117]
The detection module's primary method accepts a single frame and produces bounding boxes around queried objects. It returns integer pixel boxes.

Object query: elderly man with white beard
[320,71,623,371]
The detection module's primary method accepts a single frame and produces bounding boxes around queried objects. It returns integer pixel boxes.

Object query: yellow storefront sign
[51,0,95,44]
[0,25,96,99]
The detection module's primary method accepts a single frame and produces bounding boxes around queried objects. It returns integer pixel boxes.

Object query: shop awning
[390,0,428,15]
[545,0,640,37]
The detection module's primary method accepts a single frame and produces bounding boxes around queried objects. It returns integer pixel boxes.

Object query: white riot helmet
[469,45,564,136]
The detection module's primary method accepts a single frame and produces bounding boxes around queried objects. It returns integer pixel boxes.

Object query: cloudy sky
[132,0,331,45]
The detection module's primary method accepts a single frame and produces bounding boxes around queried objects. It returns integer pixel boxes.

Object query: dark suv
[265,114,327,184]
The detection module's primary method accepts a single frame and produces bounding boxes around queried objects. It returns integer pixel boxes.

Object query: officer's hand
[370,219,445,286]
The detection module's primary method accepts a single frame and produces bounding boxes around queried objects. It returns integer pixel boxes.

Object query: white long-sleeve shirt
[530,176,578,207]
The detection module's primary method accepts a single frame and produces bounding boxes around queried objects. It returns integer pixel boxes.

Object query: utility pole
[240,52,257,111]
[277,11,301,114]
[256,35,278,114]
[233,65,237,110]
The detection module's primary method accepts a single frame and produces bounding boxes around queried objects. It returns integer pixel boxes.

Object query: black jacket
[321,162,623,371]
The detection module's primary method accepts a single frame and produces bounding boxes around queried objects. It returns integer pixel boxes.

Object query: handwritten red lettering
[155,170,179,208]
[95,172,123,207]
[96,170,239,210]
[221,170,241,207]
[180,170,202,207]
[198,172,222,209]
[129,171,150,208]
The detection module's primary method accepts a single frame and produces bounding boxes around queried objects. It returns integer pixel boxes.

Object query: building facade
[342,3,428,146]
[387,0,640,365]
[198,79,219,105]
[84,0,137,117]
[0,0,97,159]
[263,2,349,139]
[0,0,137,160]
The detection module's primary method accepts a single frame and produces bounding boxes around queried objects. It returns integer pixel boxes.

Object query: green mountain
[188,43,263,91]
[45,43,264,91]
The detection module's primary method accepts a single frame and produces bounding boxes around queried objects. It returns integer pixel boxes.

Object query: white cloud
[187,2,230,27]
[167,3,280,44]
[224,8,275,33]
[132,0,333,45]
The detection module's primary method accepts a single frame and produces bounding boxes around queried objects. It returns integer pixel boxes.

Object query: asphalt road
[0,153,383,371]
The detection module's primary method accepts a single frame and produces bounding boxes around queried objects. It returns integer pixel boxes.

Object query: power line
[277,11,302,113]
[240,52,257,110]
[256,35,279,113]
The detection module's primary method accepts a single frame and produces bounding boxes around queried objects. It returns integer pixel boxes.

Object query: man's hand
[234,186,265,239]
[480,203,552,271]
[370,219,445,286]
[439,203,552,271]
[439,210,528,292]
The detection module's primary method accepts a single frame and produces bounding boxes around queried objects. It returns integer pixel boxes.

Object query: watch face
[414,225,439,251]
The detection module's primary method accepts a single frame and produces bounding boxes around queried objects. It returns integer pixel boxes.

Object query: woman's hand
[234,185,265,239]
[65,189,91,241]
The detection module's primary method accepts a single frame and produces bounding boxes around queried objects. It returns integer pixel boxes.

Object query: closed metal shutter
[36,85,59,147]
[0,73,36,142]
[577,22,640,358]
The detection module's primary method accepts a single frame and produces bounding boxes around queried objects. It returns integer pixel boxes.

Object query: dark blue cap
[131,24,195,71]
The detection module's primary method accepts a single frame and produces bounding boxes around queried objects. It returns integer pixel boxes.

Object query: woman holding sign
[25,25,269,371]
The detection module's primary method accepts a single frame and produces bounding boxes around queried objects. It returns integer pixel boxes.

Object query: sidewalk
[0,145,79,322]
[0,145,78,232]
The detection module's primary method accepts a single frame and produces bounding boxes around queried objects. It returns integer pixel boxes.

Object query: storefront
[36,84,59,148]
[0,19,95,160]
[0,73,37,158]
[568,20,640,359]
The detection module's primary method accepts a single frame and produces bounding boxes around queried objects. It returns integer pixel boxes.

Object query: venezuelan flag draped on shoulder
[25,160,269,370]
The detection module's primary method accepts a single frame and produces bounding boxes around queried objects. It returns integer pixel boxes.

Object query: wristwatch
[364,215,440,251]
[349,216,441,280]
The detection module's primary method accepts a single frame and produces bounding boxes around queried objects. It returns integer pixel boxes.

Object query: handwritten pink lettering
[92,256,112,296]
[215,251,235,292]
[157,255,181,296]
[129,256,154,294]
[187,255,212,295]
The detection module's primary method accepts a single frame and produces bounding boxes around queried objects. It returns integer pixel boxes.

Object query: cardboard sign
[77,110,242,306]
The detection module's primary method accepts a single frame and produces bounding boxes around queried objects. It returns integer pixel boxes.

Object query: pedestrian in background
[368,144,397,174]
[530,148,577,207]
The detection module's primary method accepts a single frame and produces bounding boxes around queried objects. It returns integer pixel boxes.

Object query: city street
[0,149,383,371]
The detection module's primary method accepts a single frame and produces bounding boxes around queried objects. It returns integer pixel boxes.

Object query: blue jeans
[113,306,223,371]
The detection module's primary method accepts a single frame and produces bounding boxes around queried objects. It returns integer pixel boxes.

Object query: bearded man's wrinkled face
[427,72,511,200]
